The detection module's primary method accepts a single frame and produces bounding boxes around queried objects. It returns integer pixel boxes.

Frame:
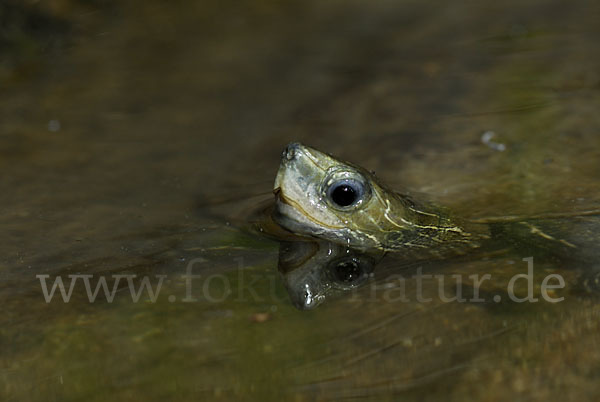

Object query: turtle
[271,143,599,253]
[266,142,600,308]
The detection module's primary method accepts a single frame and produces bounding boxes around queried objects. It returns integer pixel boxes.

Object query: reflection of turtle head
[278,240,383,310]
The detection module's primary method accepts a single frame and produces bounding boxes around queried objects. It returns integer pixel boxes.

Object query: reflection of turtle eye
[330,256,373,288]
[326,179,365,208]
[333,260,362,284]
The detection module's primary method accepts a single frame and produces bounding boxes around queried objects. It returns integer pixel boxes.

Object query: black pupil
[331,184,357,207]
[334,260,362,284]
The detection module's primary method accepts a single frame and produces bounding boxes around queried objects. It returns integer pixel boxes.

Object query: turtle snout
[282,142,303,162]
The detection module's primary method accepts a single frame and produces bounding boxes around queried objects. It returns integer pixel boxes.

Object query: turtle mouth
[273,187,344,233]
[273,160,287,193]
[274,189,305,216]
[273,187,289,207]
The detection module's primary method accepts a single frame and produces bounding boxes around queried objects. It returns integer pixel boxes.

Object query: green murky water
[2,0,600,400]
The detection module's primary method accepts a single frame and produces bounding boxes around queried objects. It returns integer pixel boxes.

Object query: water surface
[2,0,600,400]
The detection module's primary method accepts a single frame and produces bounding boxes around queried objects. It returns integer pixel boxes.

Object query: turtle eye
[326,179,365,208]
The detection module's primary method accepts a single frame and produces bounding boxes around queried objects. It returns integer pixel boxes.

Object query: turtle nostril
[283,145,295,161]
[282,142,302,162]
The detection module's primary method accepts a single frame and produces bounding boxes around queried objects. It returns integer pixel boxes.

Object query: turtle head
[273,143,406,248]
